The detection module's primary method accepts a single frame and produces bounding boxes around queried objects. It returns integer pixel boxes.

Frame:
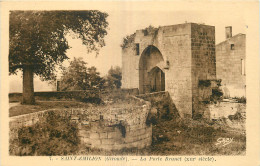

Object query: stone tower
[122,23,217,118]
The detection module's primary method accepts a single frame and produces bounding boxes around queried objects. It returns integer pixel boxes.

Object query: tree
[9,11,109,104]
[106,66,122,89]
[60,57,88,91]
[87,66,105,89]
[60,57,104,91]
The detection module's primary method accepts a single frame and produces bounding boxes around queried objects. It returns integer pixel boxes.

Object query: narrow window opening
[136,43,140,55]
[143,30,148,36]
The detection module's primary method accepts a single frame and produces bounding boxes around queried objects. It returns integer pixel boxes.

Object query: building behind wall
[122,23,217,118]
[216,27,246,98]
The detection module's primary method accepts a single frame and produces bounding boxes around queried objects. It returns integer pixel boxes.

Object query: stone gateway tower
[122,23,217,118]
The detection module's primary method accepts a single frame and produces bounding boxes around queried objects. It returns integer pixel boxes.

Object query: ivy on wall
[120,25,159,49]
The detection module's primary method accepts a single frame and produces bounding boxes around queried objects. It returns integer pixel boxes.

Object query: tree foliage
[60,57,104,91]
[87,66,105,89]
[106,66,122,89]
[9,10,109,80]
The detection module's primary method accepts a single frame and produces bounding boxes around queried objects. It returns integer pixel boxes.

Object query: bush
[198,80,211,87]
[10,111,80,156]
[210,88,223,104]
[234,96,246,103]
[72,91,103,104]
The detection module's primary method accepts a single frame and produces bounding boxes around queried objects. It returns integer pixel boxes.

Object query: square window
[231,44,235,50]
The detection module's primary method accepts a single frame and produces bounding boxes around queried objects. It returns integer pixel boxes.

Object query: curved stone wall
[78,107,152,150]
[10,96,153,151]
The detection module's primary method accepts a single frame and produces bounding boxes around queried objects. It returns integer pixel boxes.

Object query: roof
[136,22,215,32]
[216,33,246,46]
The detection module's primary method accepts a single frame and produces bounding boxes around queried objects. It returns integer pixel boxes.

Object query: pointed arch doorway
[139,45,165,94]
[149,66,165,92]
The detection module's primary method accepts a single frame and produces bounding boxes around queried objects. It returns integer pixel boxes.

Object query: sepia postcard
[1,1,259,166]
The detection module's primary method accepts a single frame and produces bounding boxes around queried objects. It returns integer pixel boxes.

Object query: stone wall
[208,102,246,120]
[190,24,216,116]
[216,34,246,97]
[9,96,152,151]
[137,91,180,119]
[160,24,192,118]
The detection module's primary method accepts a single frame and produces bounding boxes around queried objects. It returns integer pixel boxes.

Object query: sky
[9,9,246,92]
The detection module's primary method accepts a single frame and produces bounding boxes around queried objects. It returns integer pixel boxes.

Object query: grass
[149,118,246,155]
[9,101,91,117]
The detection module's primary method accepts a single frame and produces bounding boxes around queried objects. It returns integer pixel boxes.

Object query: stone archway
[139,45,165,94]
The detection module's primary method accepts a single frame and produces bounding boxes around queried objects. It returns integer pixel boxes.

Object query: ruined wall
[78,104,152,150]
[190,24,216,115]
[121,35,140,89]
[137,91,180,118]
[208,102,246,120]
[216,34,246,97]
[10,97,152,151]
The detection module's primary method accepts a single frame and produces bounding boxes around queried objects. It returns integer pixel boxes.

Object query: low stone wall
[9,89,139,102]
[207,102,246,120]
[9,95,152,151]
[9,90,99,102]
[136,91,168,100]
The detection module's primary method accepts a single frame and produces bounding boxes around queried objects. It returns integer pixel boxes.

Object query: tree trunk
[22,65,35,104]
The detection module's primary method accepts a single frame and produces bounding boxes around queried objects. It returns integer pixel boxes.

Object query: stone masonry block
[113,144,126,150]
[136,128,146,136]
[91,139,102,147]
[130,141,142,148]
[123,143,134,149]
[139,132,151,140]
[101,138,115,145]
[89,132,99,139]
[99,132,108,139]
[124,136,136,143]
[100,145,114,151]
[137,141,146,149]
[78,130,90,137]
[103,126,115,132]
[82,137,92,145]
[146,126,152,133]
[107,131,121,139]
[145,136,152,145]
[114,139,124,145]
[129,124,141,131]
[127,130,138,137]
